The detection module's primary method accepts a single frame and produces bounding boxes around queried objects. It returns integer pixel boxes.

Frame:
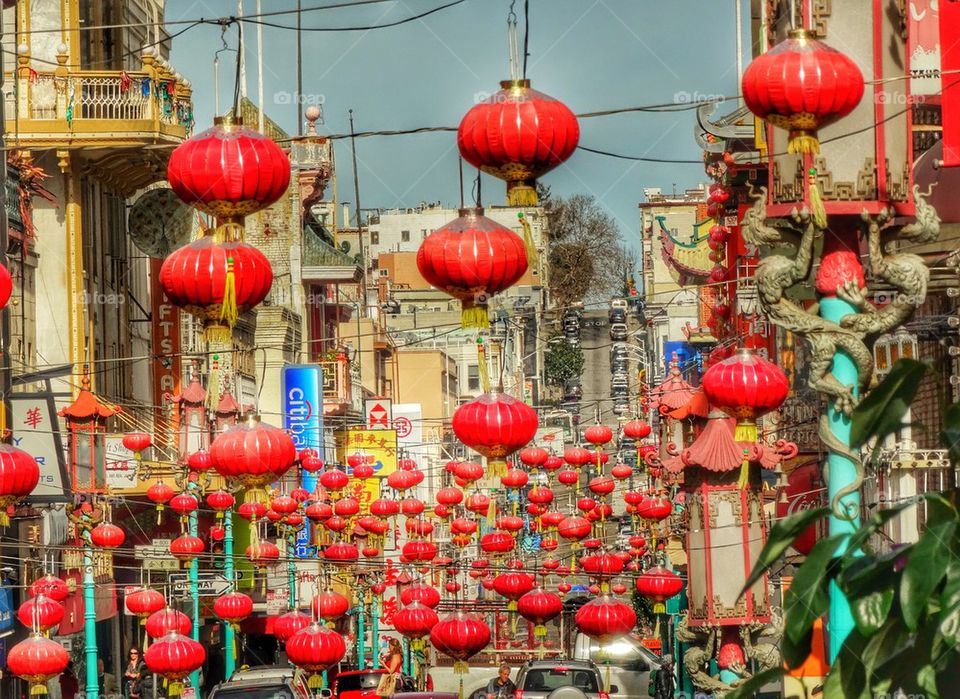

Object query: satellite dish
[128,188,194,258]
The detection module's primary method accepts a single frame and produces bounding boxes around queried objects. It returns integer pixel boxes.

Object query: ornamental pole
[188,482,201,689]
[224,505,236,679]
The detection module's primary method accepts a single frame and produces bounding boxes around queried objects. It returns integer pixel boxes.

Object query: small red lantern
[636,566,683,614]
[144,631,206,697]
[312,591,350,623]
[206,490,235,516]
[286,623,346,687]
[583,425,613,446]
[90,522,125,549]
[247,541,281,568]
[30,575,68,602]
[393,601,440,650]
[146,608,192,639]
[430,611,491,672]
[147,481,175,524]
[322,542,358,562]
[480,530,515,555]
[122,431,152,453]
[519,447,549,468]
[492,572,535,610]
[169,492,198,518]
[557,516,591,542]
[214,592,253,627]
[436,486,464,506]
[458,80,579,205]
[574,595,637,643]
[417,208,527,328]
[400,584,441,609]
[187,450,213,472]
[7,634,69,695]
[170,535,204,566]
[622,420,651,440]
[402,540,438,563]
[125,588,166,623]
[741,29,864,154]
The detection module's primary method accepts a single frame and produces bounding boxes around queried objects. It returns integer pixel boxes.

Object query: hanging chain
[507,0,521,82]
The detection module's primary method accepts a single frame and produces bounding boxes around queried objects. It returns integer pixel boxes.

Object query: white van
[572,633,661,699]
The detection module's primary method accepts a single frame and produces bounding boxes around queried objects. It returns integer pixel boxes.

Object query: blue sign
[283,365,324,559]
[0,576,12,633]
[663,341,693,374]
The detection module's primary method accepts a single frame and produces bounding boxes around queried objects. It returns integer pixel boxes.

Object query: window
[370,231,380,245]
[467,365,480,391]
[401,230,410,242]
[421,228,428,239]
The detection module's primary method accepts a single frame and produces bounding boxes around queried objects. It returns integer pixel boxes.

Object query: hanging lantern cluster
[162,117,290,341]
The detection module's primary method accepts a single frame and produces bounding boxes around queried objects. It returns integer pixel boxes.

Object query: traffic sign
[134,539,179,571]
[169,573,233,597]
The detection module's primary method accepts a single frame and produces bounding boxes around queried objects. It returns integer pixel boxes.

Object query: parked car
[513,659,612,699]
[207,664,317,699]
[608,307,626,324]
[608,323,628,341]
[572,633,661,699]
[334,669,415,699]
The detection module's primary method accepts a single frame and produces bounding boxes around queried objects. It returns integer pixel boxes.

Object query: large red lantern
[89,522,125,549]
[452,391,537,476]
[159,235,273,341]
[167,117,291,221]
[125,588,166,623]
[30,575,68,602]
[286,622,347,687]
[0,444,41,525]
[144,631,206,697]
[7,634,69,695]
[574,595,637,643]
[274,609,312,643]
[17,594,64,633]
[214,592,253,627]
[416,208,527,328]
[492,572,535,610]
[517,587,563,639]
[312,591,350,623]
[458,80,580,205]
[430,611,491,672]
[0,262,11,310]
[393,601,440,649]
[400,584,441,609]
[741,29,864,154]
[636,566,683,614]
[210,415,296,500]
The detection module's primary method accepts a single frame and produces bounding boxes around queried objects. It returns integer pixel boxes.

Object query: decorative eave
[656,215,715,284]
[170,367,206,406]
[58,372,120,421]
[666,387,710,420]
[679,409,799,473]
[651,354,695,413]
[694,102,762,162]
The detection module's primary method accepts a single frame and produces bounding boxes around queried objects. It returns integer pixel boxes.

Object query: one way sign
[365,398,392,430]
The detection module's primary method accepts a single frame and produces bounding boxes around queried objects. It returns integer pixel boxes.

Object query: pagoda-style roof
[58,372,120,421]
[651,355,696,413]
[169,365,206,406]
[666,387,710,420]
[656,214,714,284]
[679,410,798,473]
[216,388,242,417]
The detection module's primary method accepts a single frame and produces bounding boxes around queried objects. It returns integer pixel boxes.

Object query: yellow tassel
[653,603,665,615]
[477,339,491,393]
[453,661,469,674]
[735,422,757,489]
[0,511,11,527]
[461,303,489,330]
[487,459,507,480]
[205,355,222,410]
[220,256,239,327]
[534,624,547,638]
[309,674,324,689]
[486,496,497,529]
[807,168,828,229]
[788,130,821,155]
[653,616,661,639]
[204,323,232,345]
[213,221,245,244]
[518,213,538,268]
[507,182,538,206]
[30,682,47,695]
[156,505,163,527]
[168,680,184,697]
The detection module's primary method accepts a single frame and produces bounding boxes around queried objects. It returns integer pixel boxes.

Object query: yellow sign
[339,429,398,478]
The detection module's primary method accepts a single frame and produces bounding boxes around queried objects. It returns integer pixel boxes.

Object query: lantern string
[506,1,521,83]
[522,0,530,79]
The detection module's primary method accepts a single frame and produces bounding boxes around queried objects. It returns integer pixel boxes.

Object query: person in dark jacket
[654,655,675,699]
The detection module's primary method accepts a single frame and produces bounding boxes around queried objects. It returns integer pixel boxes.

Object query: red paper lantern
[159,235,273,340]
[583,425,613,446]
[170,535,204,565]
[501,468,529,490]
[206,490,235,513]
[30,575,68,602]
[320,469,350,492]
[400,584,441,609]
[519,447,549,467]
[247,541,281,567]
[311,591,350,622]
[402,540,438,563]
[90,522,125,549]
[0,263,11,310]
[517,587,563,638]
[122,431,152,453]
[636,566,683,613]
[430,612,491,671]
[301,454,324,473]
[436,486,464,506]
[214,592,253,626]
[167,118,291,218]
[417,208,527,328]
[210,415,296,496]
[238,502,267,521]
[453,392,537,476]
[125,588,166,621]
[0,444,40,525]
[144,632,206,696]
[370,498,400,518]
[492,572,535,609]
[563,446,592,467]
[7,634,69,695]
[558,516,591,541]
[17,594,64,632]
[611,464,633,480]
[274,609,311,642]
[741,29,864,154]
[394,601,440,645]
[480,530,515,555]
[187,450,213,472]
[286,622,346,680]
[146,608,192,639]
[322,542,358,562]
[579,552,624,578]
[701,348,789,420]
[574,595,637,643]
[458,80,579,205]
[169,492,198,518]
[588,476,616,496]
[528,486,554,505]
[622,420,651,440]
[147,481,175,522]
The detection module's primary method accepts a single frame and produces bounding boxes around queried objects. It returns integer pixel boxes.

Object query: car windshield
[214,687,294,699]
[522,668,599,693]
[338,673,383,691]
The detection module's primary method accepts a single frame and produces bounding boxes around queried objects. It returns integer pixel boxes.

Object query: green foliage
[742,359,960,697]
[631,587,656,629]
[544,336,584,387]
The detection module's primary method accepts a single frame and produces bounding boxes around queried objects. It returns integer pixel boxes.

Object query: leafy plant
[730,359,960,699]
[544,335,584,387]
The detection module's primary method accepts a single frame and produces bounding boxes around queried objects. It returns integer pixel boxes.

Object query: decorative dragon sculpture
[746,186,939,516]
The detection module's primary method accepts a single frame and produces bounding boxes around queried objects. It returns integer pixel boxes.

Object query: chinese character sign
[341,429,398,478]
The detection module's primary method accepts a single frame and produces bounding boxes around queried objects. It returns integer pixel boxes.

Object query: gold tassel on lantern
[220,256,239,327]
[308,674,324,689]
[0,509,11,527]
[461,301,489,330]
[787,129,821,155]
[477,338,491,393]
[29,680,48,696]
[204,323,232,345]
[734,421,757,489]
[507,181,538,206]
[487,458,507,480]
[518,212,538,267]
[453,661,469,674]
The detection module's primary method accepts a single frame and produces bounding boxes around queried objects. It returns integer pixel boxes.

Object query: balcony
[318,356,355,416]
[4,47,193,192]
[301,217,364,284]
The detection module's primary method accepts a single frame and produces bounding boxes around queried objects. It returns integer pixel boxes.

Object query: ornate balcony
[301,217,364,284]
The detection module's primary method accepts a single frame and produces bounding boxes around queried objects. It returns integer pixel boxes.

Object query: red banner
[940,0,960,166]
[150,258,181,442]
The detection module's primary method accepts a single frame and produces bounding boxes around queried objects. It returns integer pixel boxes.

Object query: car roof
[520,659,597,670]
[337,669,386,676]
[227,665,298,682]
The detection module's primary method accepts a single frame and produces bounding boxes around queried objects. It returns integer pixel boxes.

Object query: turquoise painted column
[83,542,99,699]
[224,509,236,679]
[820,296,860,660]
[188,500,201,690]
[357,606,366,668]
[287,530,297,607]
[371,596,379,669]
[402,638,410,676]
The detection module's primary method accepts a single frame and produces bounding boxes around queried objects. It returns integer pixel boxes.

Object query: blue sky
[167,0,743,248]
